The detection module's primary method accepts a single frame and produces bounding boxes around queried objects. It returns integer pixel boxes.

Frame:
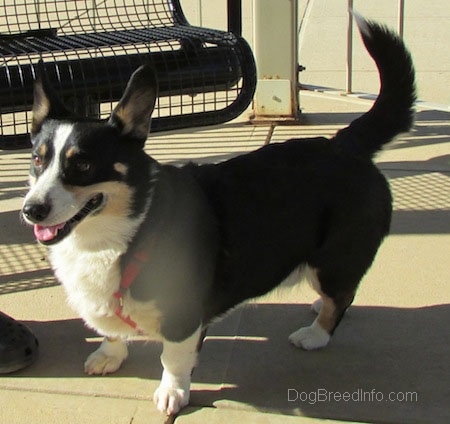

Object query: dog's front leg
[153,326,202,416]
[84,337,128,375]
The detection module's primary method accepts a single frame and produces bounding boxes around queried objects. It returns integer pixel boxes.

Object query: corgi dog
[22,15,415,416]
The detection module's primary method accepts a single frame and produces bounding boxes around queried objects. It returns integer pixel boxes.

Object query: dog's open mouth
[34,194,104,245]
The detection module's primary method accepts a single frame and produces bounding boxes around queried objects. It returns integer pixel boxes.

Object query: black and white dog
[22,15,415,416]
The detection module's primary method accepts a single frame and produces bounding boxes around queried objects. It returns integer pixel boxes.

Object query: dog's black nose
[22,203,51,223]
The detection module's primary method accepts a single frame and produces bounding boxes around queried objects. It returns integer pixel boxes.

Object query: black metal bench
[0,0,256,148]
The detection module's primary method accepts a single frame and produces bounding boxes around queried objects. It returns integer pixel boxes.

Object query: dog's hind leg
[311,297,323,314]
[290,214,387,350]
[289,266,356,350]
[84,337,128,375]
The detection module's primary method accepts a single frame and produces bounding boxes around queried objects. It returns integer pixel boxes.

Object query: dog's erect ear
[32,60,71,134]
[108,65,158,144]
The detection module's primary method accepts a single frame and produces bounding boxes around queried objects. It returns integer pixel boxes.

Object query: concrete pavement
[0,91,449,423]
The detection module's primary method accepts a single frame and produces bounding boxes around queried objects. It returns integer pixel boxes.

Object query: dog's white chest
[48,237,162,339]
[49,240,122,319]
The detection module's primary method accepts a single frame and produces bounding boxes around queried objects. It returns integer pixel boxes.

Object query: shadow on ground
[192,303,450,423]
[10,303,450,423]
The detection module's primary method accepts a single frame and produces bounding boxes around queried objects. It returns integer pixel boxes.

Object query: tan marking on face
[114,162,128,176]
[65,146,78,159]
[101,182,134,217]
[37,143,47,158]
[67,181,134,218]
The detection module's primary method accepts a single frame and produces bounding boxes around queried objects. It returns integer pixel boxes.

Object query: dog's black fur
[126,18,416,343]
[22,16,415,415]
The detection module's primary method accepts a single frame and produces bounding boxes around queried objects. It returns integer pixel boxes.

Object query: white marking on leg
[153,326,202,416]
[311,298,323,314]
[84,337,128,375]
[304,265,321,292]
[289,319,331,350]
[293,266,332,348]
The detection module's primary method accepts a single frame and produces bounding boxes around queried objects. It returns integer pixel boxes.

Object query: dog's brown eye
[33,155,42,167]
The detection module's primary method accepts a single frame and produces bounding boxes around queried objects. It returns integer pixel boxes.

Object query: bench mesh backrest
[0,0,176,35]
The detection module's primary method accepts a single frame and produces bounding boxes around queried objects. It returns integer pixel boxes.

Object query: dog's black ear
[32,60,71,134]
[108,65,158,145]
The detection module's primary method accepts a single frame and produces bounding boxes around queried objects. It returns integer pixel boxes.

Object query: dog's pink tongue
[34,223,65,242]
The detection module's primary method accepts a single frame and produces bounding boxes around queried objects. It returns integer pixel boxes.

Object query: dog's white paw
[84,338,128,375]
[153,384,189,416]
[289,322,330,350]
[84,351,124,375]
[154,326,200,415]
[311,298,323,314]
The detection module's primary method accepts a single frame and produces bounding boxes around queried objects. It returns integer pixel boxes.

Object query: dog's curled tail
[333,13,416,158]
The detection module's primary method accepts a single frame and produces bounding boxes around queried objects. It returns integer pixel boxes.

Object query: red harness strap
[113,249,149,332]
